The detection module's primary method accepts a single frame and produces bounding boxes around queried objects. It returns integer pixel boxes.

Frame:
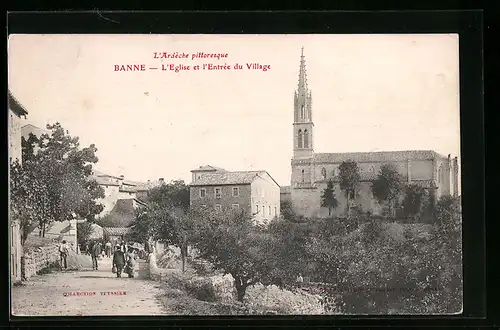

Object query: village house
[189,165,281,225]
[9,91,28,283]
[286,49,460,218]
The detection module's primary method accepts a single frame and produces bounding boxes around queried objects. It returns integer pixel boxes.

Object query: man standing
[112,244,126,278]
[91,241,102,270]
[59,240,69,270]
[105,241,112,258]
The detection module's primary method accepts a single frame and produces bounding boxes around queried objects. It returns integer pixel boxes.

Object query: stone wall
[21,244,60,281]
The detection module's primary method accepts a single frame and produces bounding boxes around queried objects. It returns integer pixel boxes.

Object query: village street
[11,257,169,316]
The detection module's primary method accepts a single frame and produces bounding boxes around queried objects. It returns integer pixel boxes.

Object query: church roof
[190,171,268,186]
[314,150,446,164]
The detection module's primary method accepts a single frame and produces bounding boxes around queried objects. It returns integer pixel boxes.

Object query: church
[285,49,460,218]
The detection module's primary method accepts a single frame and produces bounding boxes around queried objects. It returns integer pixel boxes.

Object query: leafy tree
[77,221,94,247]
[402,184,426,219]
[10,123,104,242]
[190,210,271,302]
[371,164,404,218]
[129,180,192,270]
[146,179,190,211]
[280,199,305,223]
[321,180,339,217]
[154,206,197,272]
[338,161,361,216]
[265,216,312,287]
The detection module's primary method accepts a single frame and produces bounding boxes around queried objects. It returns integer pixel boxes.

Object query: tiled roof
[8,92,28,116]
[103,227,131,236]
[119,185,137,193]
[314,150,446,163]
[190,171,266,186]
[191,165,228,172]
[280,186,291,194]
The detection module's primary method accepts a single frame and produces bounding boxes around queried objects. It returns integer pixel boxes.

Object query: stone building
[189,165,281,225]
[8,91,28,283]
[287,49,460,218]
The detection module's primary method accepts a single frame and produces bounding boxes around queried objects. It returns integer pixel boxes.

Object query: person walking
[124,249,137,278]
[112,244,126,278]
[91,241,102,270]
[105,241,112,258]
[59,240,69,270]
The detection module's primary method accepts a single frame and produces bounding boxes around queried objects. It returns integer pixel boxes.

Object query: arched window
[297,129,303,148]
[321,167,327,179]
[301,169,305,182]
[304,129,309,148]
[301,105,305,119]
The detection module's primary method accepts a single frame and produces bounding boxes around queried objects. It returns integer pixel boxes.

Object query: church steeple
[293,47,314,160]
[298,46,308,93]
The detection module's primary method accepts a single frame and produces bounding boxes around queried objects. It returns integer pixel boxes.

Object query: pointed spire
[297,47,308,93]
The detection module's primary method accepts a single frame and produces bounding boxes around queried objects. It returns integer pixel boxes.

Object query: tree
[338,161,361,216]
[130,180,192,270]
[371,164,404,218]
[402,184,426,219]
[77,221,94,247]
[9,123,104,242]
[321,180,339,217]
[190,210,271,302]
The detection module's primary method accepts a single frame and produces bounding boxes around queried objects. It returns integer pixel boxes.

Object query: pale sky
[8,34,460,186]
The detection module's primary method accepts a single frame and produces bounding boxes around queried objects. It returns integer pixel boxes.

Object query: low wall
[21,244,60,281]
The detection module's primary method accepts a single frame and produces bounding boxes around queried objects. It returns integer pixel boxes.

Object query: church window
[304,130,309,148]
[301,105,305,119]
[298,130,303,148]
[256,204,259,213]
[269,206,271,215]
[262,205,265,215]
[321,167,327,179]
[301,169,305,182]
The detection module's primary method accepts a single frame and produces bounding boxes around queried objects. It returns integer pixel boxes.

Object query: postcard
[8,34,462,316]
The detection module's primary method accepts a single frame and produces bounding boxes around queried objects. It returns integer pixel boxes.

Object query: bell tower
[293,47,314,159]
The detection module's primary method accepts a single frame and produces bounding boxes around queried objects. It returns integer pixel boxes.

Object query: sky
[8,34,460,187]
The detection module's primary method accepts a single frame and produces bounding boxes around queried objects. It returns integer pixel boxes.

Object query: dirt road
[11,256,169,316]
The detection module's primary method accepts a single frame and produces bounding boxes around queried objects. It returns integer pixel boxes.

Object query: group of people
[85,240,138,278]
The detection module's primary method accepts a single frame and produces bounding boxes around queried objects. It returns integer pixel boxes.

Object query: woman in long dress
[124,248,137,278]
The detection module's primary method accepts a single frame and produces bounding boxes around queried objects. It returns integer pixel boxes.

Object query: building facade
[9,92,28,282]
[288,49,460,218]
[190,165,281,225]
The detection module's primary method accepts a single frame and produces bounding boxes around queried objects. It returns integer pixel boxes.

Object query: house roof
[8,92,28,117]
[119,185,137,193]
[191,165,228,173]
[313,150,447,164]
[190,170,270,186]
[102,227,131,236]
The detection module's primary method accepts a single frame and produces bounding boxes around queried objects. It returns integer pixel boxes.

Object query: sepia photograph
[8,34,462,316]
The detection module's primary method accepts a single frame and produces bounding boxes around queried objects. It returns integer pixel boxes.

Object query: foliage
[265,217,312,288]
[321,180,339,217]
[10,123,104,244]
[338,161,360,215]
[145,179,190,211]
[371,164,404,218]
[402,184,427,219]
[190,211,272,302]
[77,221,94,246]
